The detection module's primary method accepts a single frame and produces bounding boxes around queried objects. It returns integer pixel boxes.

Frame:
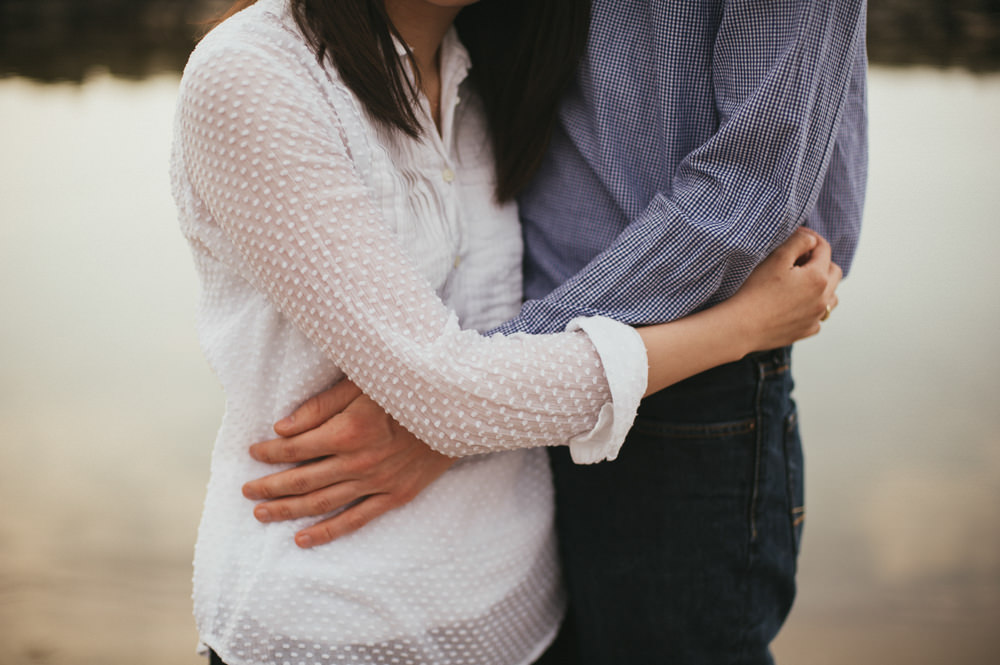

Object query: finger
[253,415,358,464]
[822,263,842,302]
[294,494,400,548]
[775,227,820,266]
[829,260,843,285]
[801,233,832,268]
[251,480,367,523]
[243,455,351,500]
[274,379,363,436]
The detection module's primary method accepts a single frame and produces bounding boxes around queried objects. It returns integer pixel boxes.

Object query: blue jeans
[547,347,804,665]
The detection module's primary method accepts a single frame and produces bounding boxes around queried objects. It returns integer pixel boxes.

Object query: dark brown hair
[211,0,591,202]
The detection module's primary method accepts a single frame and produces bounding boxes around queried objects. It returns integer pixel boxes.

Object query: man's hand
[242,380,455,548]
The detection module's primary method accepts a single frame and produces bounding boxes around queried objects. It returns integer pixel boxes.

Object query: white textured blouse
[171,1,647,664]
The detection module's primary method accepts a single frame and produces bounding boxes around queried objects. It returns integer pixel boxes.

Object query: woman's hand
[637,227,840,396]
[728,227,841,353]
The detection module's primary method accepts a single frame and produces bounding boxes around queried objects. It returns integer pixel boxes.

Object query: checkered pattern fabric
[495,0,868,335]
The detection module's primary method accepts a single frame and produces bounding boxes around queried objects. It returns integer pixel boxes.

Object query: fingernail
[255,507,271,522]
[277,414,294,429]
[295,533,313,548]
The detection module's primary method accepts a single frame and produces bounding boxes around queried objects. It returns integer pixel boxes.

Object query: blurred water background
[1,1,998,664]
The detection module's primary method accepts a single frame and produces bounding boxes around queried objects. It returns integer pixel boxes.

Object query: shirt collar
[439,26,472,85]
[393,26,471,89]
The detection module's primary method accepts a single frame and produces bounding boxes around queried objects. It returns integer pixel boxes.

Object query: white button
[442,168,455,183]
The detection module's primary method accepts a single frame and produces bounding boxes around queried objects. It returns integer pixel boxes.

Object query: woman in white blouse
[171,1,840,664]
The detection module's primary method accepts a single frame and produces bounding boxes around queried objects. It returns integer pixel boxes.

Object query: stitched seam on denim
[736,357,767,661]
[748,362,766,544]
[762,362,790,378]
[784,410,805,552]
[630,418,756,439]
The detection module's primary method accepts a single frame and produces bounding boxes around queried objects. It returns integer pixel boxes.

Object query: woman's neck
[384,1,463,129]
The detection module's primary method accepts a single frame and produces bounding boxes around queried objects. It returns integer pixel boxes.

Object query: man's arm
[242,380,455,548]
[494,0,868,336]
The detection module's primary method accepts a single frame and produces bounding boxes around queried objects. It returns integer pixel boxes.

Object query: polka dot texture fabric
[170,1,646,663]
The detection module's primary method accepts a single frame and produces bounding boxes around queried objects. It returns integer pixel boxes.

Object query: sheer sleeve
[173,28,646,463]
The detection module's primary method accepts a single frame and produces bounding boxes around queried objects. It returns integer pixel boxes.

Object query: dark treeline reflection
[0,0,229,82]
[869,0,1000,71]
[1,0,999,83]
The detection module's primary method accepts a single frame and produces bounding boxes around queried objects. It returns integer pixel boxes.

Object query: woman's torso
[171,1,562,663]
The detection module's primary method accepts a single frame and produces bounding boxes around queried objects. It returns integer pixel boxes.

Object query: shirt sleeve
[493,0,868,336]
[173,29,646,463]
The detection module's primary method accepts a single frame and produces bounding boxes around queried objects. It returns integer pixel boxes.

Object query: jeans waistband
[636,346,792,423]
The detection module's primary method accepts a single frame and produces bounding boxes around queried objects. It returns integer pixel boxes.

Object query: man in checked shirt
[242,1,868,662]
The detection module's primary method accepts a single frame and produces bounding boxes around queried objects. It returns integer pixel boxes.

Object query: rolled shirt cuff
[564,316,648,464]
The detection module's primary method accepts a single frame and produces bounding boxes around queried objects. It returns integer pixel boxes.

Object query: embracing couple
[171,0,867,663]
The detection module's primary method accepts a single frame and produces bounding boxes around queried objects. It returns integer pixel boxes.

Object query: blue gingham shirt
[494,0,868,335]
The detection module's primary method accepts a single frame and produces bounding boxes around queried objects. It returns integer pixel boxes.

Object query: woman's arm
[174,30,646,463]
[639,227,839,396]
[243,227,837,547]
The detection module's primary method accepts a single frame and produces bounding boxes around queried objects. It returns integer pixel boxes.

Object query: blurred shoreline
[1,0,999,83]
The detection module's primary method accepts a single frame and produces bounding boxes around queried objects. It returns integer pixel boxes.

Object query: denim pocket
[631,416,756,440]
[626,416,758,502]
[783,408,805,555]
